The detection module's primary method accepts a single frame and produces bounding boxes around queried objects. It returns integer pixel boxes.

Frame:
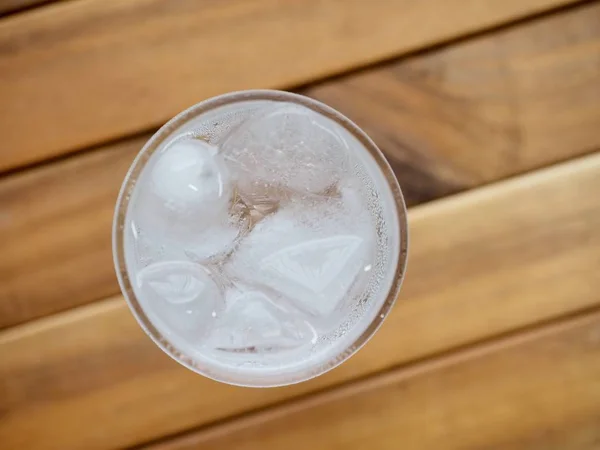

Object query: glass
[113,90,408,387]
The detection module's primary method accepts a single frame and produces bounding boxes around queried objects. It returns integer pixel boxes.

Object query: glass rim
[113,89,409,387]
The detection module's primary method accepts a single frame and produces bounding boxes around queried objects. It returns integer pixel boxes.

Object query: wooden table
[1,1,599,449]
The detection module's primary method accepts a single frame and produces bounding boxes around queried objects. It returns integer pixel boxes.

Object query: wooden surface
[0,0,54,16]
[1,153,599,450]
[146,311,600,450]
[0,1,599,449]
[307,2,600,189]
[2,2,599,329]
[0,140,141,328]
[0,0,578,172]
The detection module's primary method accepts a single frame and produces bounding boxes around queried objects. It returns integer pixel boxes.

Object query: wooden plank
[0,140,141,328]
[0,0,578,172]
[1,2,599,329]
[1,153,599,450]
[144,311,600,450]
[306,0,600,202]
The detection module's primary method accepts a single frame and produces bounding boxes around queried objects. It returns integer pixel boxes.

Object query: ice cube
[184,221,240,262]
[226,195,374,318]
[151,138,227,209]
[136,261,223,342]
[220,104,350,204]
[208,288,317,352]
[133,138,232,242]
[127,219,187,271]
[184,197,250,263]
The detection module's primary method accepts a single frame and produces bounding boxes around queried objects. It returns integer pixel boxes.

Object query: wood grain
[1,2,599,329]
[306,1,600,203]
[1,152,599,450]
[0,139,142,328]
[145,311,600,450]
[0,0,55,16]
[0,0,578,172]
